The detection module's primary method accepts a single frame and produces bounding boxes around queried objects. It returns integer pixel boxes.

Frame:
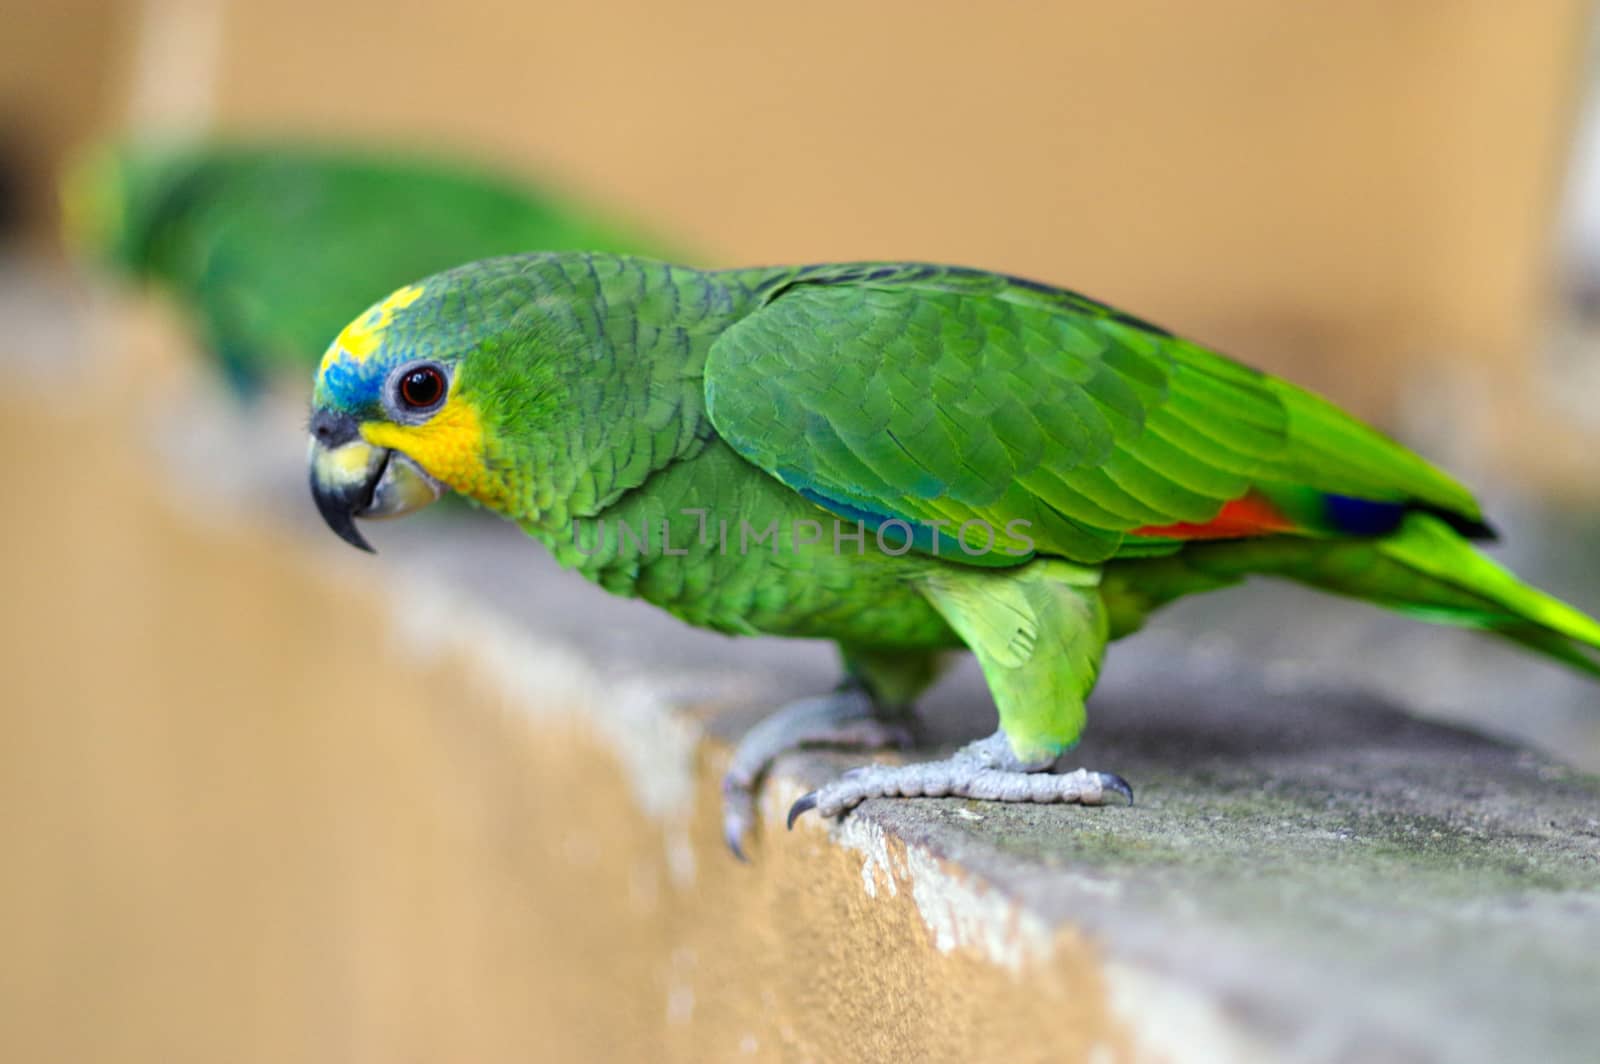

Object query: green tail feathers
[1372,514,1600,678]
[1175,513,1600,679]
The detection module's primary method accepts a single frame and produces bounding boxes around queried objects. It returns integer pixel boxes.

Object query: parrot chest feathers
[528,442,960,648]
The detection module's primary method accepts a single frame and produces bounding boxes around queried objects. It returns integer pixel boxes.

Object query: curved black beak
[309,438,382,553]
[307,410,443,553]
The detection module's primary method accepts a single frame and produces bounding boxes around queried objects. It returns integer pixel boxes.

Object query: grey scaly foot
[721,683,915,859]
[787,730,1133,827]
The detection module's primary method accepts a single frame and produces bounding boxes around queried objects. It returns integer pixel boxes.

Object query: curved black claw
[787,791,820,829]
[724,823,751,863]
[1100,772,1136,806]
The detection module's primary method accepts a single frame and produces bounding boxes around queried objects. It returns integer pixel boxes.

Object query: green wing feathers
[1264,380,1480,519]
[706,265,1483,566]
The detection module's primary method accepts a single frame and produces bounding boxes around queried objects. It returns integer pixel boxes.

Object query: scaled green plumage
[703,263,1484,562]
[63,138,670,394]
[305,253,1600,855]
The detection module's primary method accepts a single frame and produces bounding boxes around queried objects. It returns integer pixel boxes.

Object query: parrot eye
[396,364,446,412]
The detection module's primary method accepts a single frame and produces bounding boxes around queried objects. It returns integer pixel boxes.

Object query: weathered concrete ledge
[5,271,1599,1063]
[350,512,1600,1064]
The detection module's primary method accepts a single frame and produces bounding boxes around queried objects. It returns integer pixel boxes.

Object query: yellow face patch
[360,394,511,511]
[318,284,427,374]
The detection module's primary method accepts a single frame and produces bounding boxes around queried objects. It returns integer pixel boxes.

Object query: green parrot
[305,253,1600,858]
[61,138,666,394]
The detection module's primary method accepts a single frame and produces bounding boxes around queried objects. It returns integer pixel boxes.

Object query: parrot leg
[720,647,944,859]
[789,560,1133,826]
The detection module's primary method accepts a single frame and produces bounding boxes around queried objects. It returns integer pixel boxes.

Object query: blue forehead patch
[316,353,390,411]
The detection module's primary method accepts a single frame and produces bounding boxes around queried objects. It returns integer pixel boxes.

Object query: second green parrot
[305,253,1600,858]
[63,138,667,394]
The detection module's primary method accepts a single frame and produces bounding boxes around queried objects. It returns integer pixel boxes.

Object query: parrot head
[306,281,464,552]
[307,256,576,551]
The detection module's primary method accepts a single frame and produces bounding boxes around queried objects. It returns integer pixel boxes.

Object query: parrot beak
[308,414,442,554]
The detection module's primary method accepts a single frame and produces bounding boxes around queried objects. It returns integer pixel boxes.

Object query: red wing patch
[1132,491,1296,540]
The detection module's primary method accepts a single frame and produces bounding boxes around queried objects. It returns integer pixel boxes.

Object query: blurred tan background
[2,2,1598,1062]
[6,0,1598,483]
